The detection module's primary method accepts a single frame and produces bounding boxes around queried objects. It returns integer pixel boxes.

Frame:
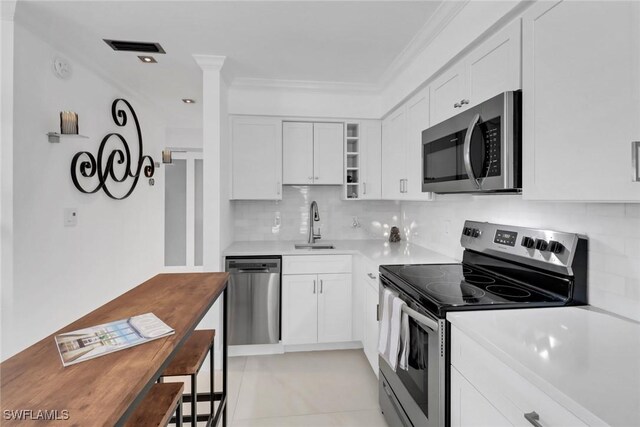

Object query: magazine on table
[55,312,174,367]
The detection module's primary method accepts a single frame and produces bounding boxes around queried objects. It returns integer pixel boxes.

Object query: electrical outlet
[64,208,78,227]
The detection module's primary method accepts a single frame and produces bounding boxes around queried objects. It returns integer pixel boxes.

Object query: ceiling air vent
[103,39,166,54]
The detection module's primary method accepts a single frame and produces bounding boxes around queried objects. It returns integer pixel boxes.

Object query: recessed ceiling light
[182,99,196,104]
[138,56,157,63]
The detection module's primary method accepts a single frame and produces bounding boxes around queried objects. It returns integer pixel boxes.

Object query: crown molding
[193,54,226,71]
[230,77,380,94]
[378,0,469,87]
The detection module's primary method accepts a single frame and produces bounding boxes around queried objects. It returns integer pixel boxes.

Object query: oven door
[379,277,445,427]
[422,91,519,194]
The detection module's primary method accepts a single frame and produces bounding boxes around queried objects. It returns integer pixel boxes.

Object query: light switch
[64,208,78,227]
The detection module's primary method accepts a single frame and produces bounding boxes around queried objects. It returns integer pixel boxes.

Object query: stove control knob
[521,236,535,248]
[463,227,472,236]
[548,240,563,254]
[535,239,548,251]
[471,228,481,238]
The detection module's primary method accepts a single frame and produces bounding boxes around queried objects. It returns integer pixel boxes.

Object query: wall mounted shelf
[47,132,89,143]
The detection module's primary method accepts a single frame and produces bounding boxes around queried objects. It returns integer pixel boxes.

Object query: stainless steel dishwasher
[225,256,281,345]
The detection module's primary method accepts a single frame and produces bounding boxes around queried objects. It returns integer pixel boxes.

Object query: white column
[193,55,226,272]
[193,55,226,372]
[0,0,16,361]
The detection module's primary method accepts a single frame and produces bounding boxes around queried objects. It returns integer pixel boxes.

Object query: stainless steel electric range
[378,220,588,427]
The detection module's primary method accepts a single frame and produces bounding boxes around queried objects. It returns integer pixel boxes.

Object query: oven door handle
[403,305,439,332]
[463,113,481,189]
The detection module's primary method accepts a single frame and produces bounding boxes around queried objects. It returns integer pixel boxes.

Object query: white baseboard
[229,343,285,357]
[284,341,363,353]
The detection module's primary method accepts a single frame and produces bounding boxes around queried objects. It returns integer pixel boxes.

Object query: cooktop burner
[425,282,486,301]
[485,284,531,298]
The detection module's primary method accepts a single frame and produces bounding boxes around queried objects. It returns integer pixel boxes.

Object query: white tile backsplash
[232,189,639,321]
[400,195,640,321]
[232,186,401,241]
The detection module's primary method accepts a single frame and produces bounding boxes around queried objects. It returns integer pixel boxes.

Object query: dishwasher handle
[236,268,271,273]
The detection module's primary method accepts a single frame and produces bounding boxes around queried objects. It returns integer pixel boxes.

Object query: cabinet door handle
[454,102,461,108]
[404,179,408,193]
[363,182,367,195]
[276,181,281,195]
[367,273,377,280]
[376,304,380,321]
[313,280,316,294]
[524,411,543,427]
[633,141,640,182]
[461,98,470,105]
[320,279,323,293]
[399,179,403,193]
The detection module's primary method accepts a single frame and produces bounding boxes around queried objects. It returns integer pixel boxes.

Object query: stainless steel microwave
[422,91,521,194]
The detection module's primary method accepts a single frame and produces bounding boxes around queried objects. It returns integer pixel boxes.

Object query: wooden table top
[0,272,228,426]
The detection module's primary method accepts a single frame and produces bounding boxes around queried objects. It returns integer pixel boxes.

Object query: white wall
[401,197,640,321]
[233,186,400,242]
[6,23,166,357]
[229,85,381,119]
[0,1,16,361]
[165,127,203,150]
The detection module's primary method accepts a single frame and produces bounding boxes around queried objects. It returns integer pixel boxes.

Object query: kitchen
[1,1,639,427]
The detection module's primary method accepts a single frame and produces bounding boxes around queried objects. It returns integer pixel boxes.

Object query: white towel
[379,294,406,372]
[398,310,410,371]
[377,288,395,355]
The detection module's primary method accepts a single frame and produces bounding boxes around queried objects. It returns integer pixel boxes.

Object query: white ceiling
[15,1,444,128]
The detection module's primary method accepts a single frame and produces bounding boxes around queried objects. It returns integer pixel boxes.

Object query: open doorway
[164,149,203,270]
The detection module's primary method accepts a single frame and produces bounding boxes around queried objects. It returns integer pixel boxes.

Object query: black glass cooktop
[380,263,567,317]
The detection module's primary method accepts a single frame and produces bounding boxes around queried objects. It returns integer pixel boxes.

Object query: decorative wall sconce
[47,111,88,143]
[60,111,79,134]
[70,98,155,200]
[162,149,173,164]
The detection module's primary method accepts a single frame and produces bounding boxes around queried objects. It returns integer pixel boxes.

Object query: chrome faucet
[308,201,321,244]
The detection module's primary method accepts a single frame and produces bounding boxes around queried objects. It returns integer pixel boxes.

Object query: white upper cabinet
[430,63,467,127]
[231,116,282,200]
[381,107,407,199]
[283,122,314,185]
[430,19,522,126]
[405,89,430,197]
[522,0,640,201]
[283,122,343,185]
[344,120,382,200]
[381,87,433,200]
[360,120,382,200]
[313,123,344,185]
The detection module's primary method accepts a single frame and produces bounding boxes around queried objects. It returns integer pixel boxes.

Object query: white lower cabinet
[450,367,511,427]
[357,256,380,375]
[451,325,588,427]
[282,256,352,346]
[363,282,379,375]
[282,274,318,345]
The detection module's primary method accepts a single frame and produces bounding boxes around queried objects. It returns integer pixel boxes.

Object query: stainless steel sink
[294,243,335,250]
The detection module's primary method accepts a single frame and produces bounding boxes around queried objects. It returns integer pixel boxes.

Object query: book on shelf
[55,312,174,367]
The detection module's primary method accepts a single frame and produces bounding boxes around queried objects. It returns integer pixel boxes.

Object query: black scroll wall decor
[71,99,155,200]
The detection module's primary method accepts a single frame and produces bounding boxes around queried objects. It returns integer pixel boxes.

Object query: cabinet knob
[315,176,319,180]
[454,102,461,108]
[461,99,470,105]
[367,273,377,280]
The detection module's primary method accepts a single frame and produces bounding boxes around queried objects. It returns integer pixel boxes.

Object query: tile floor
[224,350,388,427]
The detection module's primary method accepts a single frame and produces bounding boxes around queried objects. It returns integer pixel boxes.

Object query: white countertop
[448,307,640,426]
[223,239,456,266]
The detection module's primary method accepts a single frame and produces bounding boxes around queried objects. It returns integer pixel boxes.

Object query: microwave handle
[463,113,481,188]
